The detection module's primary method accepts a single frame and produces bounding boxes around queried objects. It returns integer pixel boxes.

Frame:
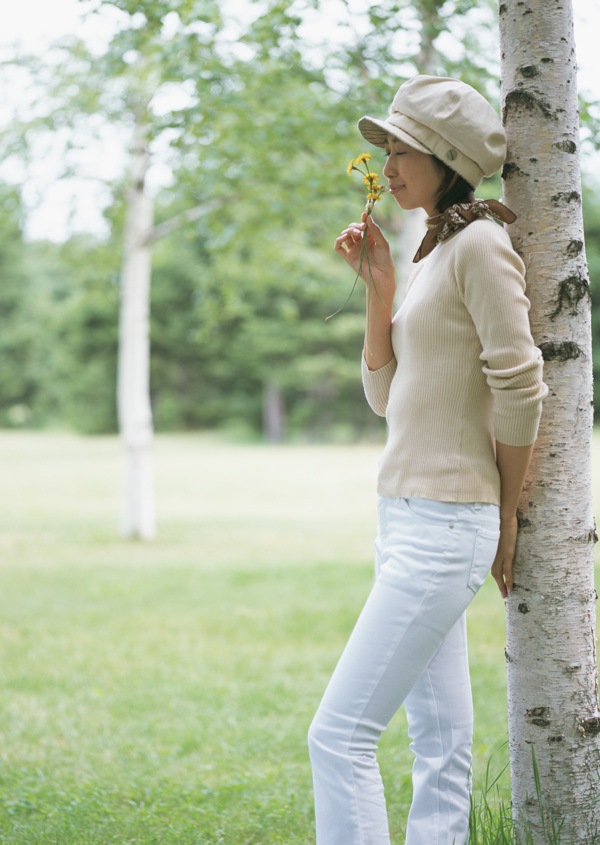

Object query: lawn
[0,431,597,844]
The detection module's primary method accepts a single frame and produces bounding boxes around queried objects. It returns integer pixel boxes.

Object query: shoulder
[450,217,525,277]
[452,217,514,256]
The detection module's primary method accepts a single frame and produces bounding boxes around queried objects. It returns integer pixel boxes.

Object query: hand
[334,212,396,300]
[491,515,518,599]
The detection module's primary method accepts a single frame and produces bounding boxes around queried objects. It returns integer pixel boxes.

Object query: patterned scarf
[413,198,517,263]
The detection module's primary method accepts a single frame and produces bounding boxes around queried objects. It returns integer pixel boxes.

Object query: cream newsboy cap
[357,75,507,189]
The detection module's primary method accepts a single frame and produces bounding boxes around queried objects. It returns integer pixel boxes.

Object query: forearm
[495,441,534,519]
[363,279,395,371]
[491,441,534,597]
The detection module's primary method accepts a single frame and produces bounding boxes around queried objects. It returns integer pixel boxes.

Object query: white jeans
[308,495,500,845]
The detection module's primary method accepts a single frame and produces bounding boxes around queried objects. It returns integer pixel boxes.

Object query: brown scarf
[413,199,517,263]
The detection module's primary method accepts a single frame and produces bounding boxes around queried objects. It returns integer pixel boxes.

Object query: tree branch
[146,195,237,244]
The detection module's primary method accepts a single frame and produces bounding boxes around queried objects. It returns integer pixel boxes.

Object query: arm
[491,441,534,599]
[334,212,396,370]
[454,224,547,598]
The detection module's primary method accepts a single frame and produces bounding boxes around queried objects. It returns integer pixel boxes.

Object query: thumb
[365,213,385,241]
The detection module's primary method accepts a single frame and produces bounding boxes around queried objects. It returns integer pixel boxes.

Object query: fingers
[504,559,514,596]
[334,215,386,252]
[334,222,365,253]
[491,553,513,600]
[492,569,508,600]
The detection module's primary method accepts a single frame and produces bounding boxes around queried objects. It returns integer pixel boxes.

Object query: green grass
[0,431,597,843]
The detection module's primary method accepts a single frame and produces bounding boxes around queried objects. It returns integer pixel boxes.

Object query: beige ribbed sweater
[362,217,547,506]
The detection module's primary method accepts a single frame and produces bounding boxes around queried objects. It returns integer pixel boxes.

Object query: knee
[307,709,329,759]
[307,706,347,763]
[308,706,377,766]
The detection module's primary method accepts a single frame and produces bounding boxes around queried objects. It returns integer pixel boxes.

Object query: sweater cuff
[361,354,397,417]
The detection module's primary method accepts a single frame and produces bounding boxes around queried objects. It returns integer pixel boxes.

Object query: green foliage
[0,0,598,437]
[0,187,37,427]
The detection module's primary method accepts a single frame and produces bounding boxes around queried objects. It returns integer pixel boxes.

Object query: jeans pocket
[467,528,500,593]
[403,497,455,524]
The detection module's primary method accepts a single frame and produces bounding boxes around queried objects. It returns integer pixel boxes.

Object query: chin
[394,197,417,211]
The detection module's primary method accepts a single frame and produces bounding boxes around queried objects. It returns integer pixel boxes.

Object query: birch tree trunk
[117,121,156,540]
[392,0,437,305]
[499,1,600,840]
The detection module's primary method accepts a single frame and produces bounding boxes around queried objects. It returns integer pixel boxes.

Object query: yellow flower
[366,192,382,201]
[347,159,355,175]
[356,153,372,164]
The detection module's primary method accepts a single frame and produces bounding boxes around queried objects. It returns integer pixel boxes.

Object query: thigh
[404,612,473,741]
[315,501,479,736]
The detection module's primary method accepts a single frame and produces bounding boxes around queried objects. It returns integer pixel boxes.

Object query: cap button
[446,149,458,161]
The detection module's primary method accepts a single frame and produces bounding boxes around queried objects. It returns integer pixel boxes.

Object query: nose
[383,154,395,178]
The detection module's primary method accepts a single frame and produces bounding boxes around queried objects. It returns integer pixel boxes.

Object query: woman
[307,76,547,845]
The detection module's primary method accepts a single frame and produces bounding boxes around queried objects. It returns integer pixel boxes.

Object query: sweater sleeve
[361,353,397,417]
[454,220,548,447]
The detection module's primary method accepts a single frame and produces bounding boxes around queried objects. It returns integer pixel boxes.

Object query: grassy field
[0,431,598,844]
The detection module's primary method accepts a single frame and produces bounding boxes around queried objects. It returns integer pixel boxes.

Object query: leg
[404,613,473,845]
[308,497,497,845]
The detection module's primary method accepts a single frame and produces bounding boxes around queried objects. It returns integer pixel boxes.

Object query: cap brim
[357,116,432,154]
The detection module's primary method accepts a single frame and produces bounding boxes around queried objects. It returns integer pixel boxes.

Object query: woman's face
[382,134,445,216]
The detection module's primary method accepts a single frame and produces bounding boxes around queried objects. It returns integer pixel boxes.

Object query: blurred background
[0,0,598,445]
[0,3,598,842]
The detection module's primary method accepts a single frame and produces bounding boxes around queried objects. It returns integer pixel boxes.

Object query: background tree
[499,0,600,839]
[1,0,598,550]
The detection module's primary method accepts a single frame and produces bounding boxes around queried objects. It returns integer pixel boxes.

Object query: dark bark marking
[554,139,577,154]
[579,717,600,736]
[568,529,598,544]
[550,274,590,319]
[551,190,581,206]
[519,64,540,78]
[516,510,532,528]
[526,706,551,727]
[518,602,529,614]
[541,57,554,63]
[503,89,554,123]
[566,239,583,256]
[498,3,507,13]
[539,341,583,362]
[547,735,564,743]
[505,648,514,663]
[502,161,528,179]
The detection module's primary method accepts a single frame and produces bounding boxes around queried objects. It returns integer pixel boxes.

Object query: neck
[430,191,477,219]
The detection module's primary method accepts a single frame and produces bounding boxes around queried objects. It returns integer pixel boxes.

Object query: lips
[388,185,405,193]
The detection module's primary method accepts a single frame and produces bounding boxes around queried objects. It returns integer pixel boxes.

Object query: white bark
[117,125,156,540]
[499,0,600,840]
[263,379,285,444]
[392,1,434,306]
